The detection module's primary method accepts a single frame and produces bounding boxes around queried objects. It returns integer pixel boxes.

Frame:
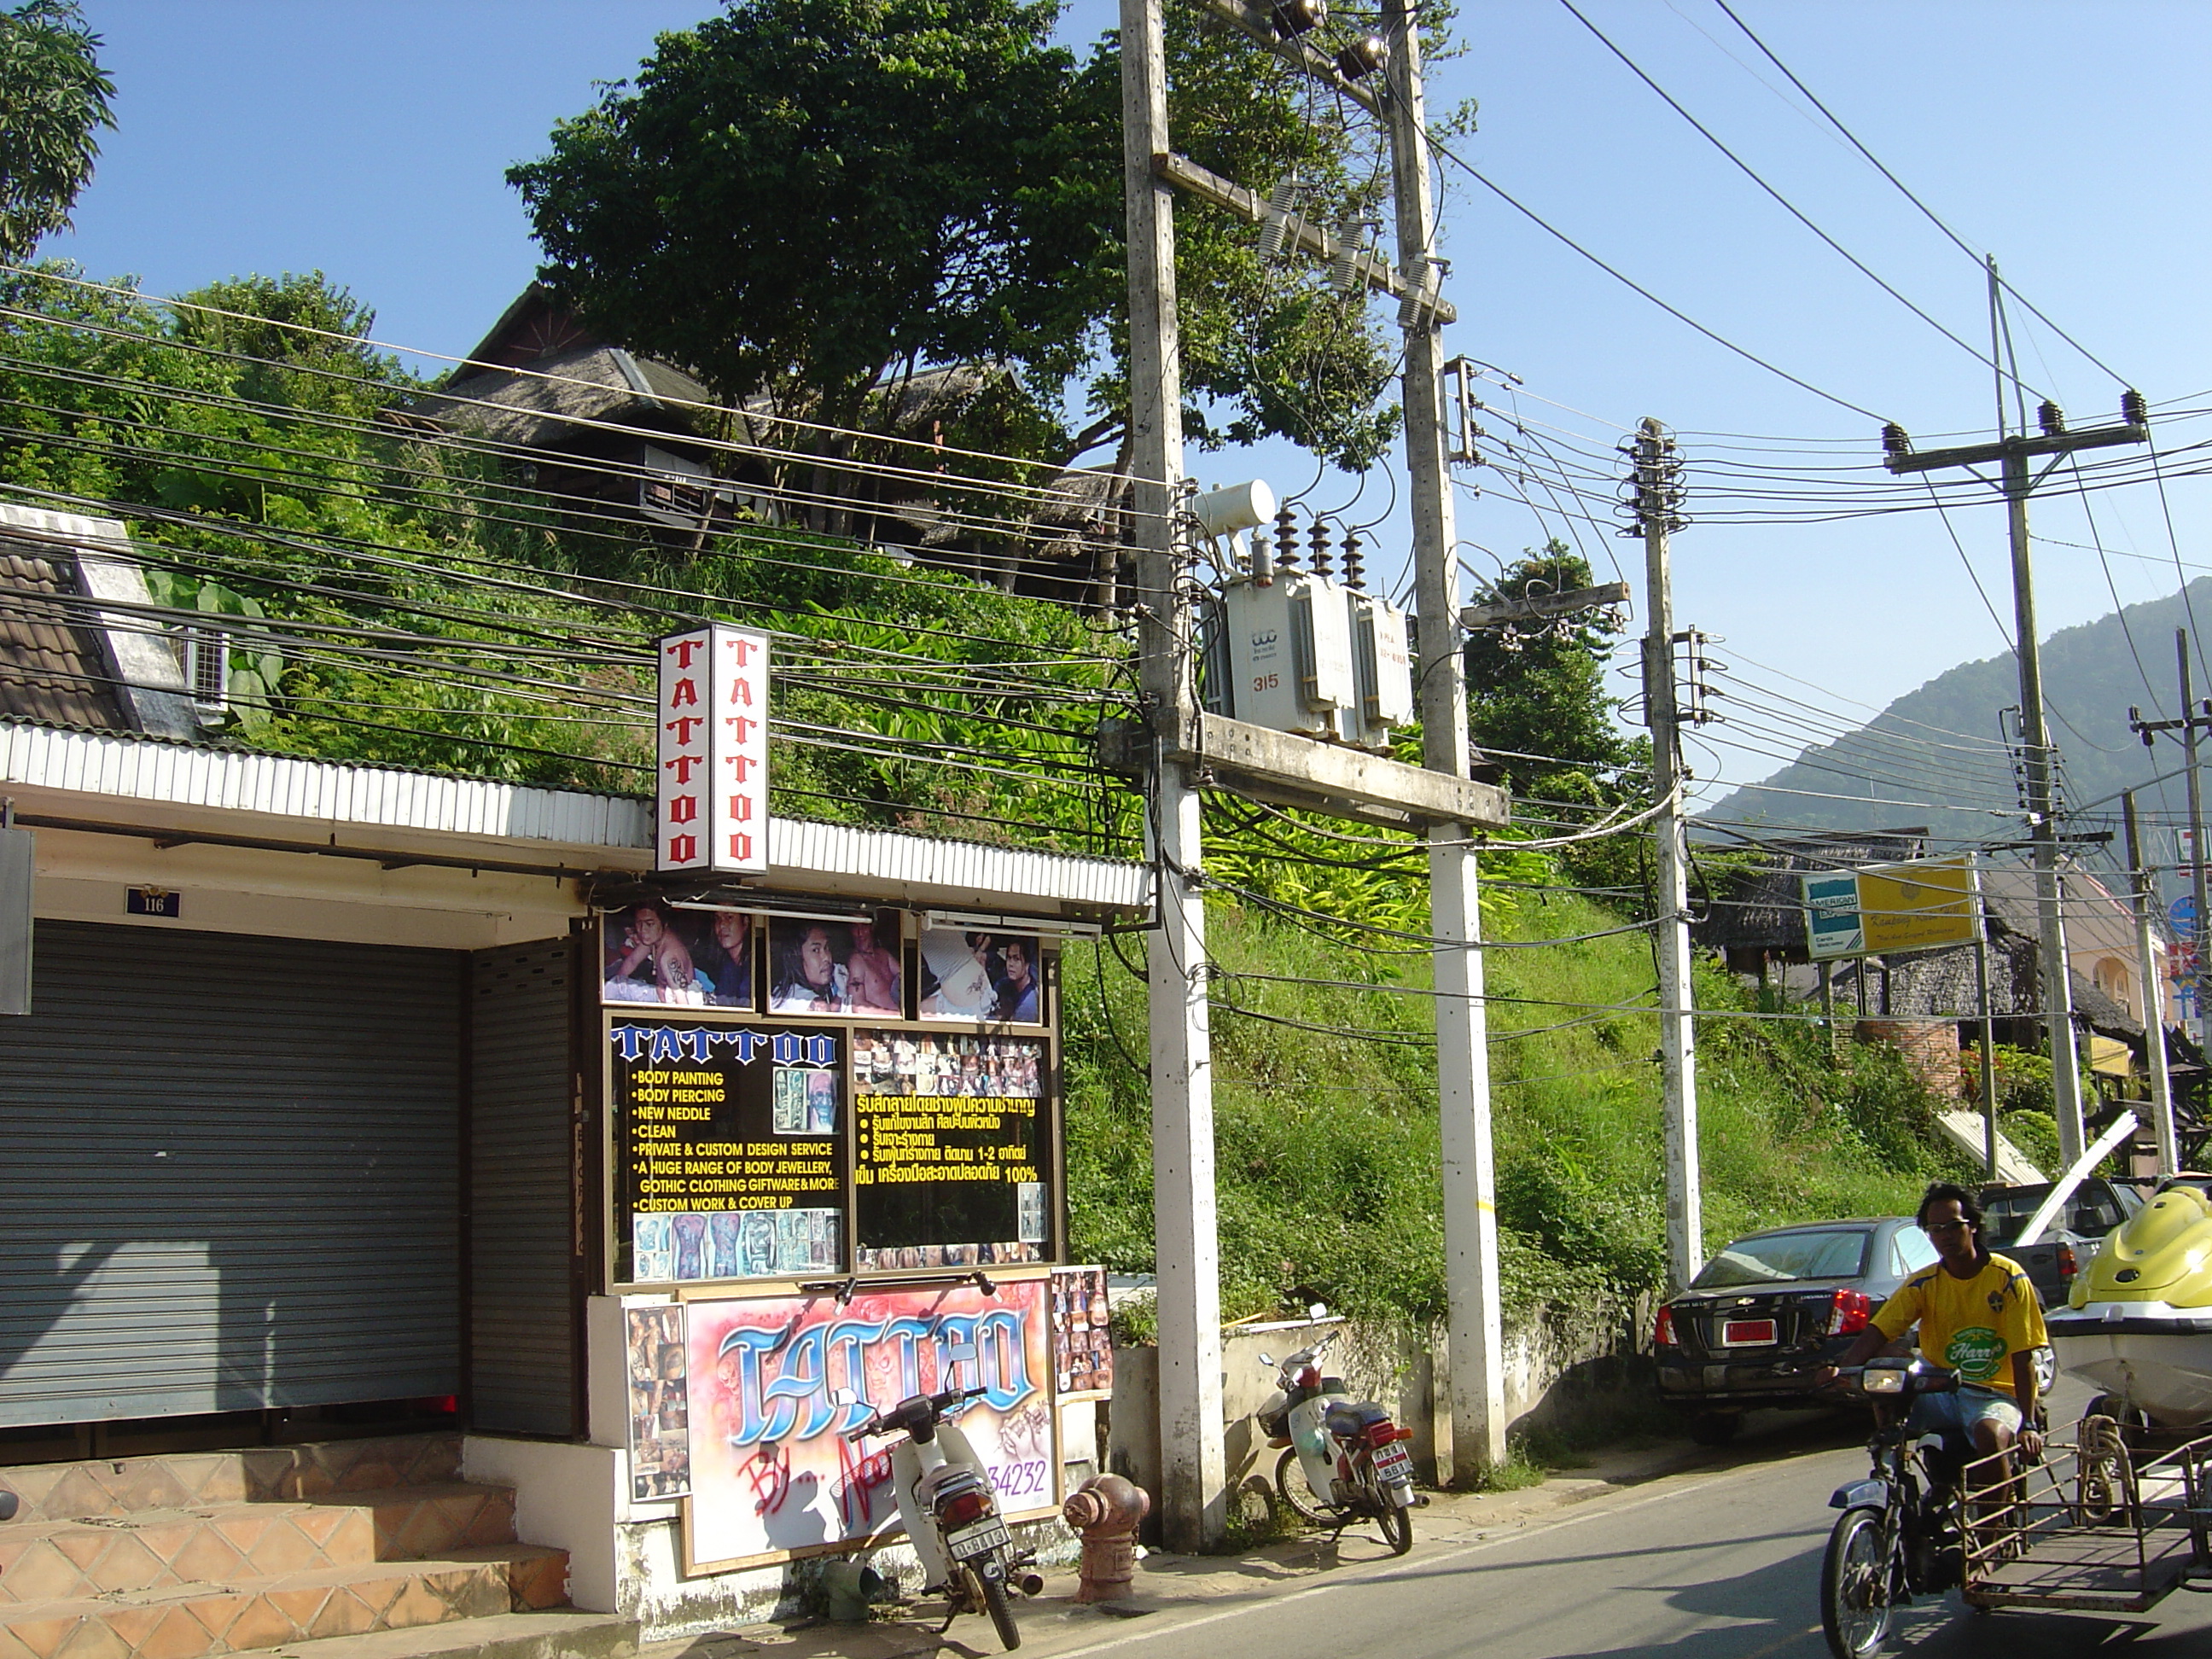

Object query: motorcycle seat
[1325,1402,1387,1437]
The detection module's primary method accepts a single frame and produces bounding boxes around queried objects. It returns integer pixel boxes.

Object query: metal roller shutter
[0,920,463,1427]
[467,937,577,1435]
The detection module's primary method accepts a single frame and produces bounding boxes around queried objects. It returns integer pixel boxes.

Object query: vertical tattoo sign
[657,625,771,875]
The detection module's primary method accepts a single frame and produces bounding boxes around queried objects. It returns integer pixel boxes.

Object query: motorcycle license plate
[1721,1318,1777,1347]
[946,1516,1012,1562]
[1373,1442,1415,1484]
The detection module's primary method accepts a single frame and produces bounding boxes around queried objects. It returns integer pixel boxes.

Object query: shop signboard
[1802,857,1980,961]
[851,1028,1051,1268]
[681,1277,1057,1573]
[602,908,1063,1290]
[611,1020,847,1285]
[655,624,770,876]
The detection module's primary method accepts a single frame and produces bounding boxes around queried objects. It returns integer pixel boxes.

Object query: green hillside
[1701,577,2212,859]
[1062,883,1962,1330]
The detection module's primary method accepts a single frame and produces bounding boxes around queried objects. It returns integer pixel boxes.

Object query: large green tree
[0,1,113,263]
[1463,544,1646,888]
[509,0,1402,478]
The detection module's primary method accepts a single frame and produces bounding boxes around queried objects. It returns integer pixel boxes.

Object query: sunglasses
[1923,1220,1973,1235]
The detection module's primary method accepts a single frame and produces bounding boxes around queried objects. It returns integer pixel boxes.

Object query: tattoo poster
[612,1022,846,1285]
[625,1305,693,1501]
[849,1029,1051,1268]
[1050,1267,1114,1399]
[765,910,906,1018]
[603,905,757,1010]
[915,925,1045,1026]
[681,1276,1057,1573]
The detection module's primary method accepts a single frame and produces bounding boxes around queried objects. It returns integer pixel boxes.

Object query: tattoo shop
[0,616,1144,1634]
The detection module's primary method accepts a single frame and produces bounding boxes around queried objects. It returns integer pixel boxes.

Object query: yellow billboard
[1855,857,1981,955]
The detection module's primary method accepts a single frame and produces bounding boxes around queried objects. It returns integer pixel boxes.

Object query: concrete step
[0,1485,524,1605]
[0,1545,569,1659]
[0,1440,465,1525]
[226,1610,634,1659]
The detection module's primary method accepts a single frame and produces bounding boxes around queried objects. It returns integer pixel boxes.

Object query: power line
[1417,128,1888,422]
[1558,0,2025,390]
[1708,0,2129,389]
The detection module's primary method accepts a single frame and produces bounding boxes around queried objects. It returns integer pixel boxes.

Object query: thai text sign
[1802,857,1979,961]
[683,1278,1056,1571]
[656,625,770,875]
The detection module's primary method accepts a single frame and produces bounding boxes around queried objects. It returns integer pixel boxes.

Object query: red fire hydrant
[1062,1474,1150,1604]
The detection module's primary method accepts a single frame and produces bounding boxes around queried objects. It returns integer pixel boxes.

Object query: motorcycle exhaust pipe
[1015,1571,1046,1598]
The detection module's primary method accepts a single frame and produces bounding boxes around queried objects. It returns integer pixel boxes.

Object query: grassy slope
[1063,888,1966,1330]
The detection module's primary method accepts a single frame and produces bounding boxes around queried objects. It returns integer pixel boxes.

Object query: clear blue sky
[44,2,2212,806]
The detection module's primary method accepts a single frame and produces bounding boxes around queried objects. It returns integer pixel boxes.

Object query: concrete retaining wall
[1103,1295,1650,1523]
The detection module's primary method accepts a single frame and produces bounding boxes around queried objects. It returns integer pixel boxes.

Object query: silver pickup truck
[1976,1178,2144,1309]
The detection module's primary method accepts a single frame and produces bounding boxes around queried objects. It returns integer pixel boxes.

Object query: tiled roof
[0,544,130,731]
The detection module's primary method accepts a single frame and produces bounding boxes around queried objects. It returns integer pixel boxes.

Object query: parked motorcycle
[838,1374,1040,1650]
[1254,1327,1423,1554]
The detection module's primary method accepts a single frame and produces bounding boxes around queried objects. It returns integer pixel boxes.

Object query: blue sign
[2172,894,2197,932]
[1802,872,1864,960]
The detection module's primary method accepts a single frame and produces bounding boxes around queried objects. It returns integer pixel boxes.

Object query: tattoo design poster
[681,1277,1055,1571]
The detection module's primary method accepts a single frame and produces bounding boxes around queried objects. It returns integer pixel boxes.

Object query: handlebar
[842,1385,990,1442]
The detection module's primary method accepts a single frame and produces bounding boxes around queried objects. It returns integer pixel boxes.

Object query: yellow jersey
[1870,1251,2046,1397]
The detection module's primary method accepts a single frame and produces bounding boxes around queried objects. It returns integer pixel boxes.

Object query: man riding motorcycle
[1817,1182,2047,1465]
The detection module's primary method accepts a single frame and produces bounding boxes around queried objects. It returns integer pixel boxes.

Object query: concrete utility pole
[1883,395,2148,1166]
[2122,792,2180,1173]
[1628,420,1701,1292]
[1382,0,1505,1478]
[1121,0,1224,1552]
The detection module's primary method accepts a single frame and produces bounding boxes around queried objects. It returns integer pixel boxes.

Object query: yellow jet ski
[2046,1175,2212,1428]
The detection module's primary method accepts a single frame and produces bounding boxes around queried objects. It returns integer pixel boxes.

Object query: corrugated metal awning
[0,718,1151,914]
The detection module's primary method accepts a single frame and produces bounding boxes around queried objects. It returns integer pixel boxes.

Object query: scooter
[1254,1326,1423,1555]
[837,1375,1039,1650]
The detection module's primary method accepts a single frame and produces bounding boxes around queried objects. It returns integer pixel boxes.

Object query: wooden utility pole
[1629,420,1701,1291]
[1883,395,2148,1165]
[2178,634,2209,1056]
[2127,631,2212,1056]
[2123,791,2180,1173]
[1973,866,2000,1181]
[1121,0,1224,1553]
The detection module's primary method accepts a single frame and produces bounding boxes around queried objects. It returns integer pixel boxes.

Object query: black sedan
[1653,1216,1935,1445]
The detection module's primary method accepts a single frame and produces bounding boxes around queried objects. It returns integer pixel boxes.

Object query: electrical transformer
[1342,589,1414,750]
[1215,571,1356,738]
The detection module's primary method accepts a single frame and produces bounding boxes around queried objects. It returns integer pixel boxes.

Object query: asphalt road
[1045,1388,2212,1659]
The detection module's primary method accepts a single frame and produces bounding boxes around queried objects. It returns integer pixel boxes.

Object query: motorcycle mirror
[830,1387,864,1408]
[941,1342,978,1365]
[1257,1353,1276,1369]
[1307,1302,1328,1321]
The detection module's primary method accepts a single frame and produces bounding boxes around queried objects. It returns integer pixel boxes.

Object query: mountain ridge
[1697,577,2212,862]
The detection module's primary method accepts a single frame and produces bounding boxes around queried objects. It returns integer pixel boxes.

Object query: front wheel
[1378,1493,1413,1555]
[1276,1446,1335,1526]
[1821,1508,1893,1659]
[969,1565,1020,1651]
